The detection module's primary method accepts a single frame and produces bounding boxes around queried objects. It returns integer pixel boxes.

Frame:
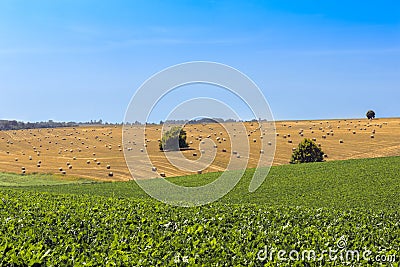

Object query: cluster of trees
[0,119,121,131]
[159,127,189,151]
[0,120,78,131]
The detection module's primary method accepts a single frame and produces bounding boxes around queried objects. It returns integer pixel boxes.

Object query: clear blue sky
[0,0,399,122]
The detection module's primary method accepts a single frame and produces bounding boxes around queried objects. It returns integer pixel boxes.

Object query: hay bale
[339,139,344,143]
[108,172,114,177]
[160,172,166,178]
[106,165,111,169]
[197,170,202,174]
[151,166,157,172]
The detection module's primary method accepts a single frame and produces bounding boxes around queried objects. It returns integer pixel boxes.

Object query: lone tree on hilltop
[290,138,324,164]
[366,110,376,120]
[159,126,189,151]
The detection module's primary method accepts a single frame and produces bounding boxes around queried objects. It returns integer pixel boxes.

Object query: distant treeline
[125,118,241,126]
[0,119,120,131]
[1,117,267,130]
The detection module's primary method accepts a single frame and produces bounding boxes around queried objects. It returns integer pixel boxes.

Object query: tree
[159,126,189,151]
[366,110,376,120]
[290,138,324,164]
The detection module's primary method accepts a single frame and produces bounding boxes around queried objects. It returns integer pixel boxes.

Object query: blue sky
[0,0,399,122]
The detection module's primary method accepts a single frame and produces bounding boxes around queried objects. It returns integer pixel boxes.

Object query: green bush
[366,110,376,120]
[290,138,324,164]
[159,126,189,151]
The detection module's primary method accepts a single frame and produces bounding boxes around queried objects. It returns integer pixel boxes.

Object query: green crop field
[1,157,399,266]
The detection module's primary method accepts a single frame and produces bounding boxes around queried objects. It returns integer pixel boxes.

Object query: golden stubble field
[0,118,399,181]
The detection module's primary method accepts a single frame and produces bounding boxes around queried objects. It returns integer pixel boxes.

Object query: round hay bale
[106,165,111,169]
[160,172,166,178]
[108,172,114,177]
[197,170,202,174]
[151,166,157,172]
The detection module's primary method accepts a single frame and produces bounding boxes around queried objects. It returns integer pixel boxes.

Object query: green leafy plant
[1,156,400,265]
[366,110,376,120]
[290,138,324,164]
[159,126,189,151]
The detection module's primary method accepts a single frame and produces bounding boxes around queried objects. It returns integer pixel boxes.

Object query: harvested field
[0,118,399,180]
